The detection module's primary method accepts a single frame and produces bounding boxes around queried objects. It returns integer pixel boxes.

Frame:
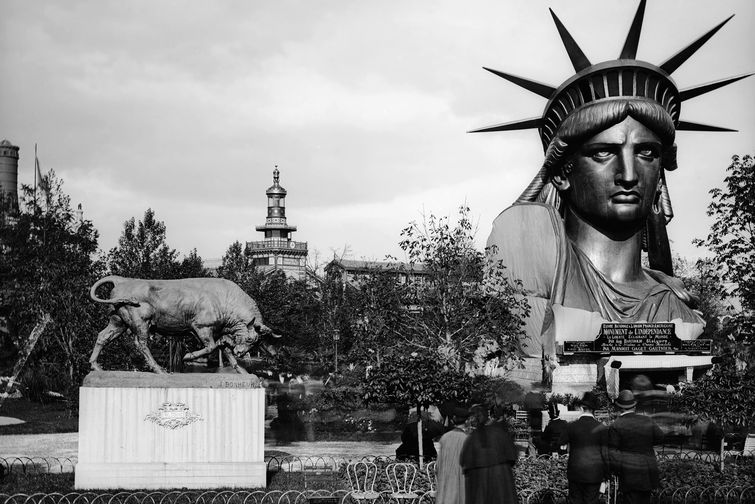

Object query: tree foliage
[672,354,755,428]
[107,208,206,279]
[694,154,754,365]
[695,154,755,309]
[363,349,475,409]
[217,241,260,293]
[398,206,529,372]
[0,170,104,395]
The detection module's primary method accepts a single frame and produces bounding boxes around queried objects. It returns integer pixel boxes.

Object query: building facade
[246,168,308,280]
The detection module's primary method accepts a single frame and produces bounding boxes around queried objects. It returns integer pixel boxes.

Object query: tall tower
[0,139,19,213]
[246,167,308,280]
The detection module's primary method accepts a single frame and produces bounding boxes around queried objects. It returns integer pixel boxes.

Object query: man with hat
[608,389,664,504]
[539,401,568,456]
[559,392,608,504]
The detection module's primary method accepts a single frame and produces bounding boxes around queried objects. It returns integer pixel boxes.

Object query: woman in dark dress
[460,406,518,503]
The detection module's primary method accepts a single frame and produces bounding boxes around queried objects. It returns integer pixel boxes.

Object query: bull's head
[233,330,258,357]
[233,317,281,357]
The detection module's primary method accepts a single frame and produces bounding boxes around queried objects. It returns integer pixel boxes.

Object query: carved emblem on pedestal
[145,402,203,429]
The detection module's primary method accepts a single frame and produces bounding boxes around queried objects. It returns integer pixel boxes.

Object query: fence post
[719,436,725,472]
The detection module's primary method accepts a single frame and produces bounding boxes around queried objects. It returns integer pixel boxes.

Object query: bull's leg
[222,347,249,374]
[89,320,126,371]
[183,327,217,362]
[132,322,166,374]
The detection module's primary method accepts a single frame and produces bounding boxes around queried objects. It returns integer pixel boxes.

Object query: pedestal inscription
[75,371,265,490]
[564,323,712,354]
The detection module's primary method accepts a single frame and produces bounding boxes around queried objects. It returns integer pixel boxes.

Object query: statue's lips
[611,191,641,203]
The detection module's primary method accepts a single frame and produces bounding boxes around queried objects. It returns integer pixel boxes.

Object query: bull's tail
[89,276,139,306]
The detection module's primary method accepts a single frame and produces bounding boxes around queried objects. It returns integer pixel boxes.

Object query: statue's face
[554,116,662,232]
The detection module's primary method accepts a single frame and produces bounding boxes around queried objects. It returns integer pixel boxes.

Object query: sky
[1,0,753,269]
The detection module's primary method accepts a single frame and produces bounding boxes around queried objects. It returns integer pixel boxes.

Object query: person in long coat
[460,406,518,504]
[559,392,608,504]
[608,390,664,504]
[436,408,470,504]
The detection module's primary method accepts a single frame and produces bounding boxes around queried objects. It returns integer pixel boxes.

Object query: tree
[398,206,529,373]
[217,241,260,293]
[347,269,410,368]
[363,349,475,466]
[217,243,325,373]
[179,248,208,278]
[0,170,104,396]
[672,354,755,429]
[108,208,205,279]
[694,154,755,365]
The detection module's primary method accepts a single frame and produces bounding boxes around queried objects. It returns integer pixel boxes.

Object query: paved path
[0,432,404,460]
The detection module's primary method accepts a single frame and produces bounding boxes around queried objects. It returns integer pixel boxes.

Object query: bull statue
[89,275,281,374]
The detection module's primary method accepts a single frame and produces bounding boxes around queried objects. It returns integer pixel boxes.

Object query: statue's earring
[652,180,663,214]
[562,160,574,175]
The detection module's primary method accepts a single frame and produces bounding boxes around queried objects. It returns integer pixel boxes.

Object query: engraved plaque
[145,402,203,429]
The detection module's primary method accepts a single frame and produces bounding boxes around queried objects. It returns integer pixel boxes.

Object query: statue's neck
[563,207,646,285]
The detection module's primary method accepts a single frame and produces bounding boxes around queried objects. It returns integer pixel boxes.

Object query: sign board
[563,323,712,354]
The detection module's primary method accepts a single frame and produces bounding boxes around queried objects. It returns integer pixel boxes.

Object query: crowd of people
[398,389,665,504]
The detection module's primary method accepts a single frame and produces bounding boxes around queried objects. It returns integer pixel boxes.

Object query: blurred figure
[560,392,608,504]
[537,402,566,455]
[436,407,471,504]
[461,404,518,503]
[539,402,567,456]
[608,390,664,504]
[523,385,547,432]
[396,410,442,462]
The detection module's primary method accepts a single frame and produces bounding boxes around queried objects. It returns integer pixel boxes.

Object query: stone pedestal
[75,371,265,490]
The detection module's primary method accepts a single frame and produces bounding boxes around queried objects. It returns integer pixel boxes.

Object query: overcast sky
[1,0,753,268]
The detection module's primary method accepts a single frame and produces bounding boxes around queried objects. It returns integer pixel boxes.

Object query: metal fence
[1,455,753,504]
[2,488,754,504]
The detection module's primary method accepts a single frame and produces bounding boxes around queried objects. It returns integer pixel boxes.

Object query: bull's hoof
[90,362,103,372]
[152,367,168,374]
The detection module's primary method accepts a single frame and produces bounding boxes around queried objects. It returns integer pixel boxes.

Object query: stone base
[551,364,597,395]
[504,357,543,388]
[75,371,266,490]
[75,462,266,490]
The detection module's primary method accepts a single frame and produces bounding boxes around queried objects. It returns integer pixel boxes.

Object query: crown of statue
[470,0,752,151]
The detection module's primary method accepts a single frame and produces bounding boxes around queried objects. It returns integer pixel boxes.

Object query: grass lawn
[0,398,78,435]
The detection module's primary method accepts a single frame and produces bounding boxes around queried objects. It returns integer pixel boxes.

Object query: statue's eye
[590,150,613,161]
[637,148,660,160]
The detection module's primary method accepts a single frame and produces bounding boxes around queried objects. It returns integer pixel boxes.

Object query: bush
[19,367,48,403]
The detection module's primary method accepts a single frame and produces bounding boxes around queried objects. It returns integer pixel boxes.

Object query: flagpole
[34,143,38,204]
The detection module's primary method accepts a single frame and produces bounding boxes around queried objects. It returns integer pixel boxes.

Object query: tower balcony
[246,239,308,253]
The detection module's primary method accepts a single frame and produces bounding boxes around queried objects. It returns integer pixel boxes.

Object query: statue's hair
[516,98,676,223]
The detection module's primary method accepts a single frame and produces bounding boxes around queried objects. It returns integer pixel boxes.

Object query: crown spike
[549,9,591,72]
[619,0,646,59]
[679,73,753,102]
[659,15,735,75]
[483,67,557,99]
[677,121,737,132]
[468,117,543,134]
